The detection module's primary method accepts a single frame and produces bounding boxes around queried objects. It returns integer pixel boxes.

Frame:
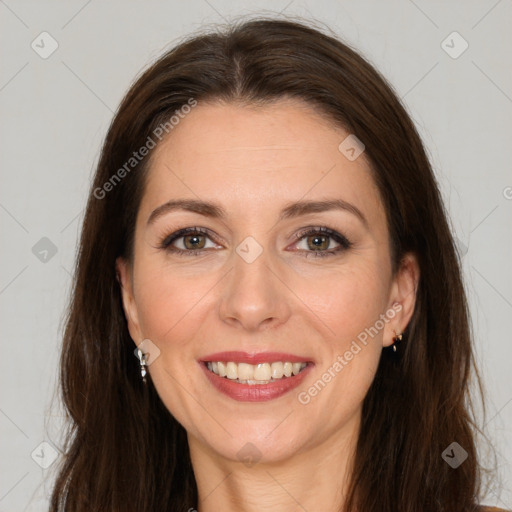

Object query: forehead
[139,99,385,230]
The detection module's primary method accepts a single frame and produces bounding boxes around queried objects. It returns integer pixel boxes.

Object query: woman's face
[117,99,418,465]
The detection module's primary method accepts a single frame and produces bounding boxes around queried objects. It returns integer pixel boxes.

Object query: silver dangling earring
[136,347,148,384]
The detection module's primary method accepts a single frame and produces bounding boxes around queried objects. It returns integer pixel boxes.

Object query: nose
[218,246,292,332]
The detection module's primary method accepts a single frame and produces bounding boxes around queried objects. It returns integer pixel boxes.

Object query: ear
[115,256,143,345]
[383,252,420,347]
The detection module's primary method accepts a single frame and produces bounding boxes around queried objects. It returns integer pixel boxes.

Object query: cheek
[296,263,387,403]
[302,262,389,343]
[296,292,384,433]
[133,260,213,344]
[132,263,216,428]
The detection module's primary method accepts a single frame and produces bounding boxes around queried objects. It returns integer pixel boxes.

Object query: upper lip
[200,351,313,365]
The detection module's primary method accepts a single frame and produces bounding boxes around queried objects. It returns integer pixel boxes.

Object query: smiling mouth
[205,360,309,385]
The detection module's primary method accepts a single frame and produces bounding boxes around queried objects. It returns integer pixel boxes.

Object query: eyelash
[158,226,352,259]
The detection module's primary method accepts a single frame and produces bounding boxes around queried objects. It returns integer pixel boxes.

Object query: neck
[188,412,360,512]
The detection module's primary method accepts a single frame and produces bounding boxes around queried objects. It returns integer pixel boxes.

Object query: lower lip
[200,362,313,402]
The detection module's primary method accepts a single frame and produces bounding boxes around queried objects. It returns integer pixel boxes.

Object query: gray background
[0,1,510,510]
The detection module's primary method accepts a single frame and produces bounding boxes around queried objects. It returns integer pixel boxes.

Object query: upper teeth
[206,361,307,382]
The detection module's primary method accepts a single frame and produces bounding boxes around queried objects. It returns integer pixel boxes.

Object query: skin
[116,99,420,511]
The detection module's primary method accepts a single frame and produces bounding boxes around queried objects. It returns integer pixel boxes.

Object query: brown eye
[306,234,330,251]
[293,227,352,258]
[159,227,219,255]
[183,234,206,250]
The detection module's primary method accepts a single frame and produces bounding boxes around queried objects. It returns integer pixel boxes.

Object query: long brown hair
[49,17,495,511]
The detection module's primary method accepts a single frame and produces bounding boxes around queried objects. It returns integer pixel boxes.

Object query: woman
[50,18,504,512]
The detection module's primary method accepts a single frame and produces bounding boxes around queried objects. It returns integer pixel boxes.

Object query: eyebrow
[146,198,369,229]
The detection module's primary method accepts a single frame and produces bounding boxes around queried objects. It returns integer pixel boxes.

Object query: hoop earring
[136,347,148,384]
[391,331,403,353]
